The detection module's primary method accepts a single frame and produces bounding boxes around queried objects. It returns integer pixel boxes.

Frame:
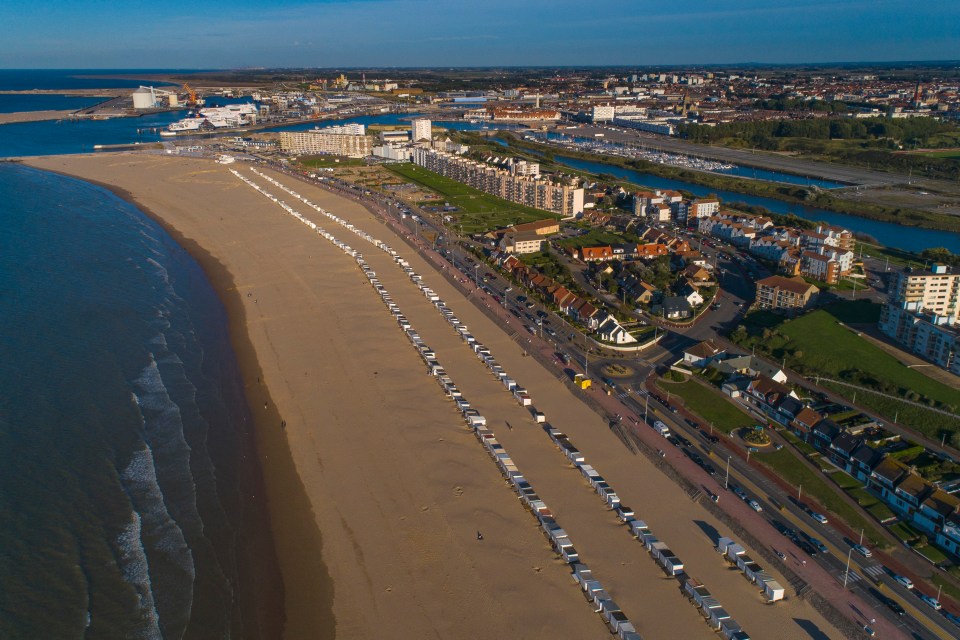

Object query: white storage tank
[132,86,157,109]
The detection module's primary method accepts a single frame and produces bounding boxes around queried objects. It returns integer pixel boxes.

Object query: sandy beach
[27,153,848,640]
[0,109,77,125]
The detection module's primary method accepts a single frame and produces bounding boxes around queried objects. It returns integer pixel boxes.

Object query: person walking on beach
[476,531,483,541]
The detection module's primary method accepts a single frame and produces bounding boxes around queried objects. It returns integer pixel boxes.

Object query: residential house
[847,443,884,485]
[662,296,693,320]
[579,246,615,262]
[597,315,637,344]
[682,264,713,285]
[868,457,910,504]
[683,340,725,368]
[500,230,544,254]
[677,280,704,307]
[790,406,823,439]
[715,355,788,383]
[636,243,668,259]
[745,375,800,418]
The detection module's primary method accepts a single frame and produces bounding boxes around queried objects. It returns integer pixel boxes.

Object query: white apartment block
[411,118,432,142]
[879,264,960,374]
[279,130,373,158]
[591,105,616,122]
[313,122,366,136]
[411,148,584,217]
[880,305,960,375]
[890,264,960,319]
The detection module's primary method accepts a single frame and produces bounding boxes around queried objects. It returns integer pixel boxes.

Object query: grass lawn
[930,573,960,604]
[555,228,630,249]
[831,471,862,490]
[914,544,950,566]
[866,501,896,522]
[756,449,887,547]
[655,379,754,433]
[888,521,921,544]
[737,304,960,437]
[916,149,960,159]
[384,163,554,233]
[298,155,366,168]
[782,430,821,458]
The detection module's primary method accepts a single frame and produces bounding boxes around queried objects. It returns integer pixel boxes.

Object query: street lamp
[843,547,853,589]
[725,456,731,490]
[474,263,480,289]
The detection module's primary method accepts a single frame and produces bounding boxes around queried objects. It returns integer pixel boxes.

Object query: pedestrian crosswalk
[862,564,885,579]
[838,570,862,584]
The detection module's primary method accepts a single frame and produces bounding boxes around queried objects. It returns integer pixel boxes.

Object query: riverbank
[500,134,960,234]
[25,153,615,639]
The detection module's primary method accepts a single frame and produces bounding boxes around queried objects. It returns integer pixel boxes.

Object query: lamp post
[474,263,480,289]
[859,528,864,546]
[843,547,853,589]
[725,456,731,490]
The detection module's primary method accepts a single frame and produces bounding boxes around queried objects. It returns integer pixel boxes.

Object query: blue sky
[1,0,957,68]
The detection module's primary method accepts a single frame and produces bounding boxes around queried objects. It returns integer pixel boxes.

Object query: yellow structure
[574,374,592,390]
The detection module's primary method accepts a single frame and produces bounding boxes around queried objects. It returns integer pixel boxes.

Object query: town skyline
[3,0,959,69]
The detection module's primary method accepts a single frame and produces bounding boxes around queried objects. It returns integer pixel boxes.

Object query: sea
[0,71,276,639]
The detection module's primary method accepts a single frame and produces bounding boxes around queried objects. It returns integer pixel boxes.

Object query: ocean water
[0,163,268,638]
[0,70,184,91]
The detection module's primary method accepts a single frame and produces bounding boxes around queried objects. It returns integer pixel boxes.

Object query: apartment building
[800,248,854,284]
[755,275,819,312]
[279,129,373,158]
[888,264,960,318]
[688,198,720,224]
[411,148,584,217]
[879,264,960,374]
[411,117,432,142]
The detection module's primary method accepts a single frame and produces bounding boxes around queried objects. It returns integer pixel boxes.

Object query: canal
[553,155,960,254]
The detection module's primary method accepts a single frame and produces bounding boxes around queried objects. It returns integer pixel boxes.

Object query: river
[553,155,960,254]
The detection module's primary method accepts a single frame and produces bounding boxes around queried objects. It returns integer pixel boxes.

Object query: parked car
[893,575,914,590]
[919,594,942,610]
[748,500,763,513]
[809,512,828,524]
[853,544,872,558]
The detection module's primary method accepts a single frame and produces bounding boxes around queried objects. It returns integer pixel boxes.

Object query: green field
[915,149,960,159]
[656,378,754,433]
[298,155,365,168]
[734,301,960,437]
[555,228,630,249]
[384,163,556,233]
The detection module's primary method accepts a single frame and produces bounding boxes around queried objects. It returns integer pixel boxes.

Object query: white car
[919,594,942,610]
[893,575,914,590]
[810,512,828,524]
[748,500,763,513]
[853,544,872,558]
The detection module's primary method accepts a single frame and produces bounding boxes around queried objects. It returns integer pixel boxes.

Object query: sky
[1,0,958,69]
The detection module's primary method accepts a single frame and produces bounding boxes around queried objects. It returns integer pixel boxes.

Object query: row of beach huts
[233,168,643,638]
[235,168,781,640]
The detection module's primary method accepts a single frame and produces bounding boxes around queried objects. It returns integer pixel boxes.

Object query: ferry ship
[162,103,259,136]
